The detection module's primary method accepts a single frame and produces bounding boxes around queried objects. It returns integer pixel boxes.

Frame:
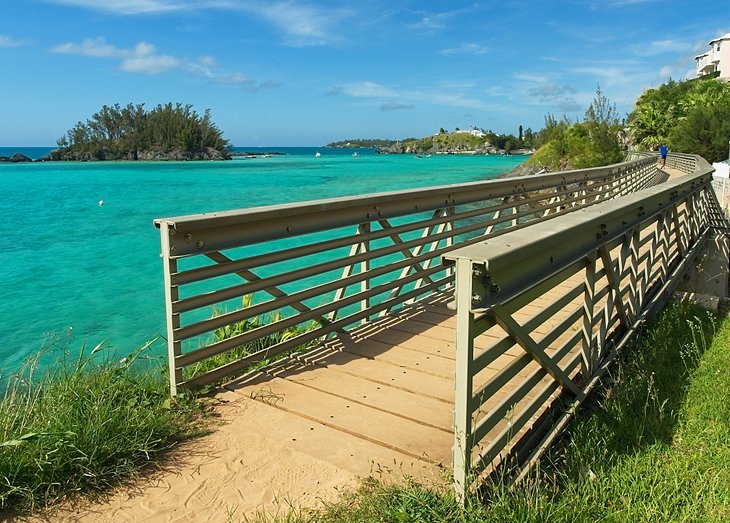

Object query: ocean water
[0,147,524,373]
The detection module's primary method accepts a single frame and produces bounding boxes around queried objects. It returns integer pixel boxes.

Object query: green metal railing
[443,153,725,499]
[155,156,662,394]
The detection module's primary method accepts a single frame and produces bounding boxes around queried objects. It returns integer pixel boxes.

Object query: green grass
[272,300,729,522]
[0,337,205,516]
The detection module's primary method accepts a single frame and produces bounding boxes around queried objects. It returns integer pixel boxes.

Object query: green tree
[55,103,230,160]
[628,75,730,157]
[668,99,730,162]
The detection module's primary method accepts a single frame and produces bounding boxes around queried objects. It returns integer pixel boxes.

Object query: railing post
[581,251,597,376]
[359,222,371,322]
[160,223,183,397]
[453,257,475,503]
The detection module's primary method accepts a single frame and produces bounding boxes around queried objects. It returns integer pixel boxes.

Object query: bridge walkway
[54,154,716,521]
[207,162,700,498]
[222,275,587,480]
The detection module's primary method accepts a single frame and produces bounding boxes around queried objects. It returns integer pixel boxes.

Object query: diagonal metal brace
[491,304,585,400]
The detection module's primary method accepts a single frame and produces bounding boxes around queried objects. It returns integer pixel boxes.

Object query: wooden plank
[322,337,454,379]
[264,361,454,432]
[281,348,456,402]
[234,374,453,465]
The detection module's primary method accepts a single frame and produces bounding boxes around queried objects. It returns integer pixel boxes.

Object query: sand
[23,384,442,523]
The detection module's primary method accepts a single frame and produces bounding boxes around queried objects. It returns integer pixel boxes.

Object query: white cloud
[340,81,399,98]
[0,35,31,48]
[52,37,125,58]
[513,73,549,84]
[331,80,487,110]
[571,66,632,87]
[406,8,475,31]
[51,36,277,89]
[121,54,180,74]
[438,43,488,56]
[243,2,350,46]
[52,37,179,74]
[46,0,350,47]
[631,38,689,57]
[658,65,674,78]
[43,0,197,15]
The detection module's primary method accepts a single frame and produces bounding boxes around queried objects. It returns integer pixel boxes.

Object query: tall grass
[0,337,203,515]
[276,300,729,522]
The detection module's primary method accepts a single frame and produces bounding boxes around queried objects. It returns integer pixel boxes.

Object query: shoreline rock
[0,153,33,163]
[38,146,231,162]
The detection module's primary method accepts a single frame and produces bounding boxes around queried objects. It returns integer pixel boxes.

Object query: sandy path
[23,385,440,523]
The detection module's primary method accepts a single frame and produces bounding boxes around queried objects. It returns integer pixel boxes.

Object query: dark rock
[43,146,231,162]
[0,153,33,163]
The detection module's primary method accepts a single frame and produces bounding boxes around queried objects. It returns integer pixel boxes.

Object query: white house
[695,33,730,80]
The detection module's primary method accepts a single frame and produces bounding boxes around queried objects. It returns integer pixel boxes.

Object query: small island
[47,103,232,161]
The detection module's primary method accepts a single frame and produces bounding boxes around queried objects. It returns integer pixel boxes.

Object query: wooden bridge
[154,152,726,505]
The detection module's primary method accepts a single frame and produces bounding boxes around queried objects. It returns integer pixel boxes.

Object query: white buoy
[98,200,104,206]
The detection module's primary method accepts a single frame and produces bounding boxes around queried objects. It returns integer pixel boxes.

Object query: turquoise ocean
[0,146,524,374]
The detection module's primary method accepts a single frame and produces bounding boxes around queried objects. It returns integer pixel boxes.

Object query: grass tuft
[0,337,204,515]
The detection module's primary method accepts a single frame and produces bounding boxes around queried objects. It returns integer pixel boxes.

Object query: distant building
[695,33,730,80]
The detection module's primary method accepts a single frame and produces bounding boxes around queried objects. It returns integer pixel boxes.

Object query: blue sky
[1,1,727,146]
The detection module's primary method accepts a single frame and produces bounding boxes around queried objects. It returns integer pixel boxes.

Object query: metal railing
[443,154,724,499]
[627,150,699,174]
[155,156,662,394]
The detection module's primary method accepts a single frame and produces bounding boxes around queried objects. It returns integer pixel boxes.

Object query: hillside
[325,138,407,148]
[381,129,532,155]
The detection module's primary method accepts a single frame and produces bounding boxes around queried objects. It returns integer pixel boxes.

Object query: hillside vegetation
[523,86,625,172]
[627,74,730,162]
[325,138,408,148]
[51,103,231,161]
[394,126,535,155]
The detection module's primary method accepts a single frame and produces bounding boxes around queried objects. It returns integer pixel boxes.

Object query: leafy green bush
[628,76,730,161]
[184,295,319,383]
[528,86,624,171]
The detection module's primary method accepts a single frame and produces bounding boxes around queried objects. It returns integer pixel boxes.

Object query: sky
[0,1,728,147]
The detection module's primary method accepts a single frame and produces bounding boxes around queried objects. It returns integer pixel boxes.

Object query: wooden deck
[211,165,687,491]
[224,292,459,478]
[222,283,584,483]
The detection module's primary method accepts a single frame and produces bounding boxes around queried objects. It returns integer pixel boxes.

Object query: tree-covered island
[48,103,232,161]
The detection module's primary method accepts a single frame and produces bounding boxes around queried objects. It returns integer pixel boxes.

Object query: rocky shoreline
[377,141,532,156]
[0,153,34,163]
[0,147,231,162]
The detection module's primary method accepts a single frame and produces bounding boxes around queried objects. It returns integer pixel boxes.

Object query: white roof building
[695,32,730,80]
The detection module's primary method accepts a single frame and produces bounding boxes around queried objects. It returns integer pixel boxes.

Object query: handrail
[443,153,723,499]
[627,150,700,174]
[155,156,663,394]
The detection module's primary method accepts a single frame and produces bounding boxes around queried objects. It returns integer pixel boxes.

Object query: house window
[717,43,721,51]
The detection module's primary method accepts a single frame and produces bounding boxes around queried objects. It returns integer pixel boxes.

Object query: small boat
[315,152,321,158]
[352,152,359,157]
